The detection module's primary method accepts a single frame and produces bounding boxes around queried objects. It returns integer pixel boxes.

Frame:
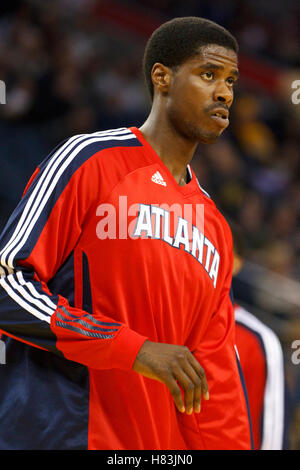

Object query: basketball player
[0,17,252,449]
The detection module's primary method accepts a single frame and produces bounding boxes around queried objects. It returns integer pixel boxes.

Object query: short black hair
[143,16,238,100]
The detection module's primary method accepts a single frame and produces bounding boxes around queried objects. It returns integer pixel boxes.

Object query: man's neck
[139,110,198,186]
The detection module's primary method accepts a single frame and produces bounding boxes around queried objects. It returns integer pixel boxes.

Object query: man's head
[143,17,239,143]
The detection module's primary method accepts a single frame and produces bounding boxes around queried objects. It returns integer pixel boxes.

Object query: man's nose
[213,82,232,105]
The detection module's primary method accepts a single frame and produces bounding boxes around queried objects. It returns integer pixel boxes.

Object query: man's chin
[187,123,225,144]
[174,119,224,144]
[197,131,223,144]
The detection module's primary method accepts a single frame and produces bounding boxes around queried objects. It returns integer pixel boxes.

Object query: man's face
[166,44,239,143]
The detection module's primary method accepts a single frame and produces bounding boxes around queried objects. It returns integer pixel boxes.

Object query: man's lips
[209,107,229,127]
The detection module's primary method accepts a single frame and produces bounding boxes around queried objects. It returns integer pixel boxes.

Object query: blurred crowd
[0,0,299,447]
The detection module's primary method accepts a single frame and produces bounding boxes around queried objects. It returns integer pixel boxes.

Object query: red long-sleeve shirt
[0,127,252,449]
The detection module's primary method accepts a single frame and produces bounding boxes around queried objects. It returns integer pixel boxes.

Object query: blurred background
[0,0,299,449]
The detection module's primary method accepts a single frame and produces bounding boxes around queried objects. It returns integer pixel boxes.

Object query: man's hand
[133,340,209,415]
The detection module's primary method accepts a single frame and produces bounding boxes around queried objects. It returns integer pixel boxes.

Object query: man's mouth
[210,109,229,127]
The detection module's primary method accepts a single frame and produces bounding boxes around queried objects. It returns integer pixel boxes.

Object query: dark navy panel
[0,335,89,449]
[0,247,90,449]
[82,251,93,314]
[48,251,75,306]
[0,273,61,355]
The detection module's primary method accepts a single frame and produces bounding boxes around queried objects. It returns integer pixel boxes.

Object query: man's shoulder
[52,127,141,161]
[22,128,143,199]
[36,127,143,183]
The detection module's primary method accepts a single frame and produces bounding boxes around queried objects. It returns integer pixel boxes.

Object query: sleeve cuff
[109,326,148,370]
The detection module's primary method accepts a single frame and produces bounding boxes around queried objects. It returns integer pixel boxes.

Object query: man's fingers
[164,376,185,413]
[188,354,209,400]
[167,350,209,414]
[172,365,196,415]
[179,362,202,413]
[132,341,209,414]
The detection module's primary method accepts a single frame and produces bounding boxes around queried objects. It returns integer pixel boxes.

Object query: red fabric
[176,253,252,450]
[2,127,252,449]
[87,127,250,449]
[235,321,267,449]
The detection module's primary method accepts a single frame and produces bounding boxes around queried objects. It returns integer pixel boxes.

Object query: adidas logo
[151,171,167,187]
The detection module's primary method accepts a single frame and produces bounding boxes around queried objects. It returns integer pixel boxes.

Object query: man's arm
[0,134,148,370]
[0,133,209,411]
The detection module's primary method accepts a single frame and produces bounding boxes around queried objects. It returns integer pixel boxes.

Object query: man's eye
[201,71,213,80]
[226,77,236,86]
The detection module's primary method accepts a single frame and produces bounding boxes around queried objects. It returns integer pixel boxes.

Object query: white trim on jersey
[234,343,240,361]
[0,129,135,269]
[16,270,57,311]
[6,273,54,316]
[0,277,51,323]
[235,305,285,450]
[187,165,193,182]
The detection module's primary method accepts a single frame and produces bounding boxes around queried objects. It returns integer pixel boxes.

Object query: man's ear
[151,63,172,95]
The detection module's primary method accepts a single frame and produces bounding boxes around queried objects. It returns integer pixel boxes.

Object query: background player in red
[0,17,252,449]
[231,220,287,449]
